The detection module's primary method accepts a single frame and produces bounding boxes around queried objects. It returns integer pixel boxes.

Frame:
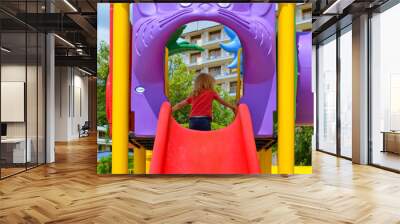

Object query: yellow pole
[112,3,130,174]
[145,150,152,174]
[258,150,266,173]
[277,4,295,174]
[236,48,242,102]
[258,148,272,174]
[134,146,146,174]
[265,148,272,174]
[165,48,169,98]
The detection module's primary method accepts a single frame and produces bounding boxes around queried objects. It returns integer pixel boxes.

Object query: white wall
[54,67,89,141]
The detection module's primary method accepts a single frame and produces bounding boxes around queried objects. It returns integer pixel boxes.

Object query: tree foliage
[97,41,109,126]
[97,41,109,80]
[272,121,313,166]
[295,126,313,166]
[97,154,134,174]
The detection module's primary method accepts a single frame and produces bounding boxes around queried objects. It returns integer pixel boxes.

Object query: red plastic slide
[150,102,260,174]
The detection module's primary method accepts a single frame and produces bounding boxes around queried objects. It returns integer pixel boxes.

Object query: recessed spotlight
[78,67,92,76]
[1,47,11,53]
[54,34,75,48]
[63,0,78,12]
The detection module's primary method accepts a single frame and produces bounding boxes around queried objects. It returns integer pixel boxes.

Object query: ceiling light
[63,0,78,12]
[323,0,341,14]
[54,34,75,48]
[78,67,92,76]
[323,0,355,15]
[1,47,11,53]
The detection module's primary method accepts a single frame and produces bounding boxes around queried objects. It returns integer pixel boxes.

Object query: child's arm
[215,95,237,112]
[172,99,189,112]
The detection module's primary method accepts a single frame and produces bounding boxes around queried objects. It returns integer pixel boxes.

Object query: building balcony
[297,18,312,25]
[201,37,229,47]
[188,55,234,69]
[296,18,312,31]
[188,36,230,49]
[215,73,237,81]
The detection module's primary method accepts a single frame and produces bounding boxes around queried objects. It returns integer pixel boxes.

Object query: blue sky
[97,3,109,48]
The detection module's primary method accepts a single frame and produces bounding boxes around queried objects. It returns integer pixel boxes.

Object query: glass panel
[371,4,400,171]
[26,0,40,169]
[1,30,27,177]
[190,53,200,64]
[340,28,352,158]
[209,66,221,77]
[208,48,221,59]
[190,35,201,44]
[38,32,45,165]
[317,36,337,154]
[209,30,221,41]
[27,31,38,169]
[0,0,46,178]
[229,81,237,94]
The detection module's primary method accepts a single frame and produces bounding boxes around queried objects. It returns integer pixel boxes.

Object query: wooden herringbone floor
[1,136,400,224]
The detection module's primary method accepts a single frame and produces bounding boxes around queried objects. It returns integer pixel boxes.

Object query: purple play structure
[130,3,312,138]
[296,32,313,125]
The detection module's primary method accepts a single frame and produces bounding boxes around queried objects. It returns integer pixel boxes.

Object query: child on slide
[172,73,237,131]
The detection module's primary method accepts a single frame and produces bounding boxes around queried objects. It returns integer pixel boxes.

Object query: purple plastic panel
[296,32,313,125]
[131,3,276,137]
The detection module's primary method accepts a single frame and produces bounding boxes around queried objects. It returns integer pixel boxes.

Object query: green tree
[168,55,194,124]
[272,120,313,166]
[294,126,313,166]
[97,41,109,80]
[97,41,109,126]
[168,55,235,129]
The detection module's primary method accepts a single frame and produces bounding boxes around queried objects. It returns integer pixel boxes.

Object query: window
[190,53,201,64]
[302,8,312,20]
[370,4,400,171]
[209,30,221,41]
[229,81,237,94]
[317,36,337,154]
[190,35,201,45]
[209,66,221,77]
[339,27,352,158]
[0,3,46,179]
[208,48,221,60]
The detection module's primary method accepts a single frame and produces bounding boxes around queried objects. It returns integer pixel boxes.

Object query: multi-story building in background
[180,3,312,96]
[181,21,238,96]
[296,3,312,31]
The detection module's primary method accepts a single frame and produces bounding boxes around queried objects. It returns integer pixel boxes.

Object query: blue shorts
[189,117,211,131]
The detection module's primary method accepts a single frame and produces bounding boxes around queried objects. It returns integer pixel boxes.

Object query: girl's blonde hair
[191,73,215,97]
